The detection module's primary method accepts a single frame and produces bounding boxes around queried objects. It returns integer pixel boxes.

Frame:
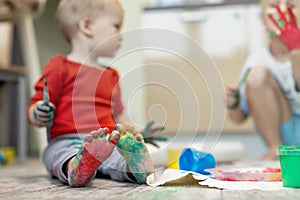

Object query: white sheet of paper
[147,169,287,191]
[147,169,208,187]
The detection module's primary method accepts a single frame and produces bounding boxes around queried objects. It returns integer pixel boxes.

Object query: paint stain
[126,190,177,200]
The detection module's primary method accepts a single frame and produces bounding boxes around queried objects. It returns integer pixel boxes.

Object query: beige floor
[1,159,300,200]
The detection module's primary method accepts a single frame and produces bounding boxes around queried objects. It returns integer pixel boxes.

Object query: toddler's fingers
[275,4,288,26]
[38,103,55,112]
[287,6,297,27]
[268,14,283,32]
[37,120,53,127]
[34,106,54,121]
[38,113,54,122]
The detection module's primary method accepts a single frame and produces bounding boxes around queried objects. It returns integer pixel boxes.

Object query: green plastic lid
[277,145,300,156]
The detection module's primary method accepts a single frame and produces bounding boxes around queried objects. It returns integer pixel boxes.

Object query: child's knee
[246,67,272,89]
[245,67,273,91]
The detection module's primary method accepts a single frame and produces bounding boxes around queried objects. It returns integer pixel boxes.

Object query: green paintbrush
[231,68,251,99]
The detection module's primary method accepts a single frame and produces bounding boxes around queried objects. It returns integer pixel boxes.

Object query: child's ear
[78,19,93,37]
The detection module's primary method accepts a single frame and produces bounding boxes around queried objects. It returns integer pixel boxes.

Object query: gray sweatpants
[42,134,136,184]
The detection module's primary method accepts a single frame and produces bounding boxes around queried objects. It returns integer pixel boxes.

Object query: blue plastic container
[179,148,216,175]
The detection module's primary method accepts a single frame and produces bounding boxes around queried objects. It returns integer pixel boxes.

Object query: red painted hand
[268,4,300,50]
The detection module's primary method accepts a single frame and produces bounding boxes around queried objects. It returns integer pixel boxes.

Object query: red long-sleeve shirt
[27,55,124,140]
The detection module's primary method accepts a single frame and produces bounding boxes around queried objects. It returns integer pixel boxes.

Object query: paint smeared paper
[147,167,286,190]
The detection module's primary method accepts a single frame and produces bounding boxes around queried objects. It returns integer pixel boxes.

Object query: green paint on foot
[116,125,154,183]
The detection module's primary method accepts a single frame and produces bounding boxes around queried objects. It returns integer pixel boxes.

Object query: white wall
[114,1,147,128]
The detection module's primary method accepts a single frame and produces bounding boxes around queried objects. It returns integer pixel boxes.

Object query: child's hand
[226,86,240,110]
[32,100,55,127]
[268,4,300,50]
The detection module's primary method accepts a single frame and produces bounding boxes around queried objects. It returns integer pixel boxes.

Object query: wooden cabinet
[141,4,265,134]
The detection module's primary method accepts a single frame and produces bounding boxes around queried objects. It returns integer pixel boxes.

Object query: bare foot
[68,128,120,187]
[261,147,279,160]
[115,124,154,183]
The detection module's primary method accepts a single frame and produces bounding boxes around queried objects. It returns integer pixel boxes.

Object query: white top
[240,46,300,115]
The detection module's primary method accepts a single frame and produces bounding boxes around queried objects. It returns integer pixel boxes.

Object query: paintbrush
[143,121,166,148]
[231,68,251,99]
[44,77,50,142]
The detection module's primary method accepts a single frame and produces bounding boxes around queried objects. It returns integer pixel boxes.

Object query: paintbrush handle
[44,77,51,142]
[230,68,251,99]
[237,68,251,90]
[43,77,49,105]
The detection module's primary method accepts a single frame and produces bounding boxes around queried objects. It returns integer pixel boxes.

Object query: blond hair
[56,0,123,43]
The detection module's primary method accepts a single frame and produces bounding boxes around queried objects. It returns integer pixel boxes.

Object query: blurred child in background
[226,0,300,160]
